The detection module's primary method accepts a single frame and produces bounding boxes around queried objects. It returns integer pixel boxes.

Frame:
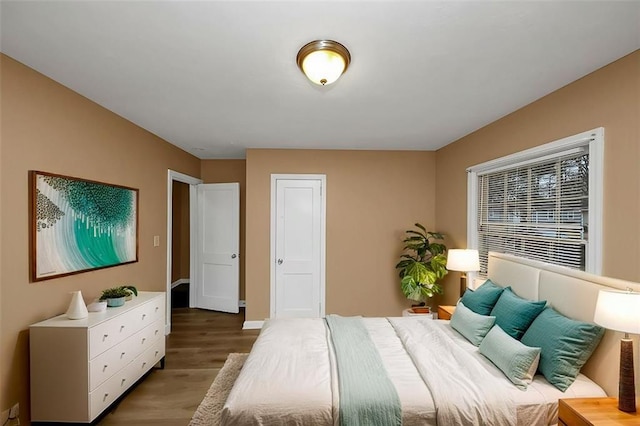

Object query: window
[467,128,603,275]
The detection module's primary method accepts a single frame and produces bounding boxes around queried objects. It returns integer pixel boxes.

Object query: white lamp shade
[594,290,640,335]
[301,50,346,85]
[446,249,480,272]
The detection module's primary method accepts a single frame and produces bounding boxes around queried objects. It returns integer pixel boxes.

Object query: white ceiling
[1,1,638,159]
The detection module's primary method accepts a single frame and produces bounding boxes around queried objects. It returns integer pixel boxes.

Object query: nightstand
[437,305,456,320]
[558,397,639,425]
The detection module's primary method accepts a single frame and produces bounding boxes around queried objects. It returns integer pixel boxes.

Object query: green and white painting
[32,171,138,281]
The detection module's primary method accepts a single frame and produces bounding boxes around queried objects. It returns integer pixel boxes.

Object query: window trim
[466,127,604,276]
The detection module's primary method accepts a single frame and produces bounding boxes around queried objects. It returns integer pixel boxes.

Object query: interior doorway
[166,170,202,334]
[171,181,191,311]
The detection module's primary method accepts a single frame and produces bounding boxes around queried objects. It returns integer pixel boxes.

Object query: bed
[221,252,640,425]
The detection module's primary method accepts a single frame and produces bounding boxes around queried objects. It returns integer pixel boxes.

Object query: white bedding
[434,320,607,425]
[221,317,605,426]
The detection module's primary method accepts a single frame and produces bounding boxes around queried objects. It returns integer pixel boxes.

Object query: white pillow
[450,302,496,346]
[479,325,541,390]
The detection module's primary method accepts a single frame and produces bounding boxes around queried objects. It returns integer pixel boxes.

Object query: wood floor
[97,307,260,426]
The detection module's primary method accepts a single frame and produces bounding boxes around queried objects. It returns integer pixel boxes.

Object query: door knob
[277,259,283,265]
[231,254,237,259]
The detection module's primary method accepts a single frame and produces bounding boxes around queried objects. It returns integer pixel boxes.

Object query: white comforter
[221,317,605,426]
[389,318,515,425]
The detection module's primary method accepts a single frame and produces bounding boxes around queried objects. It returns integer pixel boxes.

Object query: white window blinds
[476,149,589,274]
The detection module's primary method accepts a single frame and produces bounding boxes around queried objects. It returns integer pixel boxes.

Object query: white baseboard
[171,278,189,289]
[242,320,264,330]
[238,300,246,308]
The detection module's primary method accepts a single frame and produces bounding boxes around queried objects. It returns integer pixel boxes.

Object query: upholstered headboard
[486,252,640,397]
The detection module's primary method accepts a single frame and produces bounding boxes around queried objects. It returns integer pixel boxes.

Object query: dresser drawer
[89,317,164,390]
[134,298,164,330]
[90,367,130,420]
[88,330,165,419]
[139,318,164,350]
[89,309,138,358]
[128,338,165,383]
[89,335,136,391]
[126,318,164,360]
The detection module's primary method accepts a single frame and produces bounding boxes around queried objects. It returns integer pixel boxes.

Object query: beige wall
[0,55,200,418]
[435,50,640,304]
[201,160,247,300]
[171,181,190,282]
[245,149,439,321]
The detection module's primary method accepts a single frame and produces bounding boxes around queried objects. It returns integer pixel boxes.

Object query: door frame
[166,170,203,335]
[269,174,327,318]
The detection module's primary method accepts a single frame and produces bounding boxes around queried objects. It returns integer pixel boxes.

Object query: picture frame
[31,171,139,281]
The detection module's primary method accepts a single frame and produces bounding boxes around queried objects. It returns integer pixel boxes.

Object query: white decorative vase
[66,290,89,320]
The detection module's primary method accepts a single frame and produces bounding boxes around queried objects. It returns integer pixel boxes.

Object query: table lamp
[594,289,640,413]
[446,249,480,298]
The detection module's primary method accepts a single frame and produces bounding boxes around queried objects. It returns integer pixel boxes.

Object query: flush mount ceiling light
[296,40,351,86]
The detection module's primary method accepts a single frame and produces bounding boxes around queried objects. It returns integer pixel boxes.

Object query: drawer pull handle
[155,350,159,356]
[121,352,126,359]
[103,393,109,402]
[120,325,125,332]
[103,334,109,341]
[103,365,108,372]
[142,362,147,368]
[142,314,146,320]
[155,329,159,335]
[141,338,146,344]
[155,307,159,312]
[121,378,126,386]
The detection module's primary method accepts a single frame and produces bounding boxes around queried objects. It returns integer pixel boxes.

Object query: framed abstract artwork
[31,171,139,281]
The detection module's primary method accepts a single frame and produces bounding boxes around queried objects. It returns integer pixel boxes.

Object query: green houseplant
[395,223,448,308]
[100,285,138,307]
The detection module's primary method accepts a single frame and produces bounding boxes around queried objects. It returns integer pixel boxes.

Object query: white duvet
[221,317,605,426]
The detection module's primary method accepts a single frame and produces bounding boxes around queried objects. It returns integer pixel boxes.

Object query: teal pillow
[450,302,496,346]
[460,279,506,315]
[479,325,541,390]
[520,307,605,391]
[490,288,546,340]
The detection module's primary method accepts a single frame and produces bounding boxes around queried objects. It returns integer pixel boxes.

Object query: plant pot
[410,306,431,314]
[106,297,125,307]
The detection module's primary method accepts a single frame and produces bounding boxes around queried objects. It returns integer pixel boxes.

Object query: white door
[195,183,239,313]
[272,176,325,318]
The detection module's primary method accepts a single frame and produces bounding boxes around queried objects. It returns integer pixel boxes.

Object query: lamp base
[619,338,636,413]
[459,274,468,298]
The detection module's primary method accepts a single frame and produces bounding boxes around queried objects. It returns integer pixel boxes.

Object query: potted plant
[395,223,448,313]
[100,285,138,307]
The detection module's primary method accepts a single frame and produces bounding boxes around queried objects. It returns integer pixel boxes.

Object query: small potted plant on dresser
[100,285,138,307]
[395,223,448,314]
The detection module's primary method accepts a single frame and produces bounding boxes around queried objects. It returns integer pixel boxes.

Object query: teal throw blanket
[325,315,402,426]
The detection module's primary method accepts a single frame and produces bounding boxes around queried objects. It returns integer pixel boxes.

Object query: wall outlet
[153,235,160,247]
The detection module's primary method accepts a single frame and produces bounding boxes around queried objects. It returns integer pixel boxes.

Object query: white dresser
[30,291,166,423]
